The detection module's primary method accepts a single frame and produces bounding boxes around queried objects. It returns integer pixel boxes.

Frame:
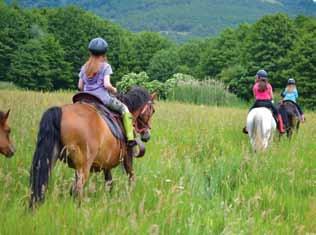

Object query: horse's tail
[254,116,264,151]
[251,112,265,151]
[30,107,62,208]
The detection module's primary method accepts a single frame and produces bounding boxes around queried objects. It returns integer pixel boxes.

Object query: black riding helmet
[287,78,296,85]
[88,37,108,55]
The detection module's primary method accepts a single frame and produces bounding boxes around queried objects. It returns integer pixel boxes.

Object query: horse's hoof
[242,127,248,134]
[105,181,113,193]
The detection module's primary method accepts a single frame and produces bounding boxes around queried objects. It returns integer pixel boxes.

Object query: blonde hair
[286,84,296,92]
[84,55,107,78]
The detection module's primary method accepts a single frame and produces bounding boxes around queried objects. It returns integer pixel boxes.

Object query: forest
[0,1,315,108]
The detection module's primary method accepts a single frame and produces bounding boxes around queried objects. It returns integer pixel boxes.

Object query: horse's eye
[7,129,11,134]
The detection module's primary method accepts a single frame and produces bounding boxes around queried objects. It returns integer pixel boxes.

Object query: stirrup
[127,138,146,158]
[127,140,137,147]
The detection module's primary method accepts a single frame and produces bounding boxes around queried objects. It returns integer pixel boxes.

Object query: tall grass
[167,79,242,107]
[0,90,315,234]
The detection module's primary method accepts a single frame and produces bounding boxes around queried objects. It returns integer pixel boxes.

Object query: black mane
[118,87,151,112]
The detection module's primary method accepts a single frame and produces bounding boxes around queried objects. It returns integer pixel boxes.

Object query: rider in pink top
[243,69,285,134]
[253,82,273,100]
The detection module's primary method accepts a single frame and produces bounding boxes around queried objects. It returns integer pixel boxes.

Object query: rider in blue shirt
[281,78,304,122]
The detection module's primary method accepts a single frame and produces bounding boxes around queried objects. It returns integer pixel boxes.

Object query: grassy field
[0,90,315,234]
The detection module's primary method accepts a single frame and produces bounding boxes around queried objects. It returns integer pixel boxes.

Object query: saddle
[252,100,278,122]
[281,100,300,117]
[73,92,125,141]
[72,92,146,158]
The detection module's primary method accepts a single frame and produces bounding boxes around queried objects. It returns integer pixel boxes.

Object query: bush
[116,72,166,98]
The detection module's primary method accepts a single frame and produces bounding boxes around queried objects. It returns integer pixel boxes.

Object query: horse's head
[0,110,15,158]
[134,93,156,142]
[122,87,157,142]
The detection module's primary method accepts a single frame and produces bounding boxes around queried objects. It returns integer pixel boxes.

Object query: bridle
[133,100,155,134]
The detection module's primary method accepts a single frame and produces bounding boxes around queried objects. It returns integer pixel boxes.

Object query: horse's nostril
[5,151,14,158]
[141,132,151,142]
[6,145,15,158]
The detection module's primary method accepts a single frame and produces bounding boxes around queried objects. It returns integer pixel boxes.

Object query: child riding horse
[78,37,138,151]
[281,78,304,122]
[243,69,285,134]
[29,37,156,208]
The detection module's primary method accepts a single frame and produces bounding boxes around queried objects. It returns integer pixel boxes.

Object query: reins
[133,101,154,133]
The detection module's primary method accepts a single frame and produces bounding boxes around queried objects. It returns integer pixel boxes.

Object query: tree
[45,6,135,83]
[0,4,45,81]
[199,28,247,79]
[132,32,172,72]
[244,14,297,88]
[8,35,72,90]
[177,39,208,77]
[287,31,316,109]
[147,48,180,82]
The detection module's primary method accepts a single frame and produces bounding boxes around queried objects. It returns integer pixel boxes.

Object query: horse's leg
[103,169,113,192]
[70,148,92,197]
[287,129,291,139]
[123,154,135,182]
[71,167,90,201]
[296,121,300,133]
[288,116,296,140]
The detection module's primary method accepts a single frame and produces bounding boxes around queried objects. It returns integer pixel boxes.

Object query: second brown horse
[0,110,15,158]
[30,87,155,207]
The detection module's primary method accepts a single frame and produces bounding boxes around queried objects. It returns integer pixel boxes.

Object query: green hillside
[6,0,316,41]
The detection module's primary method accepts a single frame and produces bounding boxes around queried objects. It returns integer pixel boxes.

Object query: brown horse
[30,87,156,207]
[0,110,15,158]
[278,101,300,139]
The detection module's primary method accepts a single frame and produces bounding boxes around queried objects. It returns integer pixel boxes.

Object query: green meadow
[0,90,315,234]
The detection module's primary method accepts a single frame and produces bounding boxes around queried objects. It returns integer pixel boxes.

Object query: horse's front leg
[123,154,135,182]
[103,169,113,192]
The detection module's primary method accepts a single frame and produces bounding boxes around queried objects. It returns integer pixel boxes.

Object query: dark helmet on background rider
[256,69,268,80]
[287,78,296,85]
[88,37,108,55]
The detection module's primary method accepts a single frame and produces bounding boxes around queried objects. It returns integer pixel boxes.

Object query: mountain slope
[6,0,316,41]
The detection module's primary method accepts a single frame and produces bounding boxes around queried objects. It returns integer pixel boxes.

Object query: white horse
[246,107,277,152]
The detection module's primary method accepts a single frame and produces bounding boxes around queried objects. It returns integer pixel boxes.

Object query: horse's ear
[1,110,10,126]
[151,93,157,101]
[5,110,10,119]
[0,110,10,126]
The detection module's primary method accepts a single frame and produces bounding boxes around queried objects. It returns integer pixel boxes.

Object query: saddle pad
[282,101,300,116]
[73,92,125,141]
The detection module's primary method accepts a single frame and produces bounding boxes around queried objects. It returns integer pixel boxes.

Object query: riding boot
[122,112,137,147]
[277,114,286,134]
